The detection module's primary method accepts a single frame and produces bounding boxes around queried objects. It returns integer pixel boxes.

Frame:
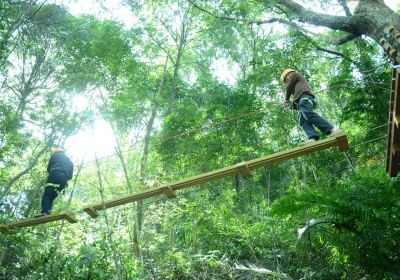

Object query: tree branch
[1,140,53,196]
[266,0,361,34]
[188,0,360,47]
[329,32,359,45]
[286,25,360,66]
[338,0,352,16]
[316,46,359,66]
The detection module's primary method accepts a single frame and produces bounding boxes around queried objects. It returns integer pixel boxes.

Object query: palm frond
[297,216,335,240]
[234,261,293,280]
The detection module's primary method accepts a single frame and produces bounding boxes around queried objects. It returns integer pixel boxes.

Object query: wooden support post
[162,186,176,199]
[0,211,79,233]
[63,212,78,223]
[84,207,98,218]
[334,133,350,152]
[237,162,252,178]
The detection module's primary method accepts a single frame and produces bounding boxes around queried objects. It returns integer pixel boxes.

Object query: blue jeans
[296,94,333,140]
[40,172,67,214]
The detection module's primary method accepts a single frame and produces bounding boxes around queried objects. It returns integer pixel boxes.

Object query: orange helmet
[52,146,64,153]
[280,69,295,82]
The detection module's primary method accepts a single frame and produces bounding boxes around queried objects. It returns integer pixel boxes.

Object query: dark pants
[40,171,67,214]
[296,94,333,140]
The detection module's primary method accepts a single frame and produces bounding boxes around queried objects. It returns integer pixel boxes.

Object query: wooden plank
[395,69,400,115]
[83,187,167,216]
[84,207,98,218]
[391,70,400,176]
[387,122,398,176]
[64,212,78,223]
[166,165,240,191]
[162,186,176,198]
[0,211,78,232]
[335,133,350,151]
[386,69,396,173]
[245,133,347,170]
[387,68,400,177]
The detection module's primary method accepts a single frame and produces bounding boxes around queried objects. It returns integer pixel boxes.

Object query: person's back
[35,146,74,217]
[284,71,314,103]
[47,151,73,180]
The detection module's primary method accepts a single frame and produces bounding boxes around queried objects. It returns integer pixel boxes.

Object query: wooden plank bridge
[1,133,349,232]
[0,211,78,233]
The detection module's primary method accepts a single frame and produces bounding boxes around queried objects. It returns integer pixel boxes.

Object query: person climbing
[35,146,73,217]
[281,69,342,145]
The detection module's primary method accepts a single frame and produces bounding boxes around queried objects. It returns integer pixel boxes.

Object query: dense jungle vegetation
[0,0,399,279]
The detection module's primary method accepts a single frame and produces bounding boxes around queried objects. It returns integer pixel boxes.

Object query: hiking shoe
[328,128,343,137]
[299,138,317,146]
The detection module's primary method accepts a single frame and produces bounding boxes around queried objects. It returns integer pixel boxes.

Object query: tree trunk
[265,0,400,63]
[114,130,145,264]
[94,153,124,280]
[1,139,53,196]
[166,38,185,115]
[165,6,192,115]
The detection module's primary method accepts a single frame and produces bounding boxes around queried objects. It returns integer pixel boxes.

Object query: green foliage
[271,167,400,279]
[0,0,399,279]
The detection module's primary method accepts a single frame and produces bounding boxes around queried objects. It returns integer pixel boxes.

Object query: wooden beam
[395,70,400,115]
[0,211,78,232]
[84,207,98,218]
[387,69,397,173]
[82,187,167,216]
[335,133,350,151]
[0,133,350,231]
[77,133,347,217]
[245,133,348,170]
[237,162,252,178]
[387,68,400,177]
